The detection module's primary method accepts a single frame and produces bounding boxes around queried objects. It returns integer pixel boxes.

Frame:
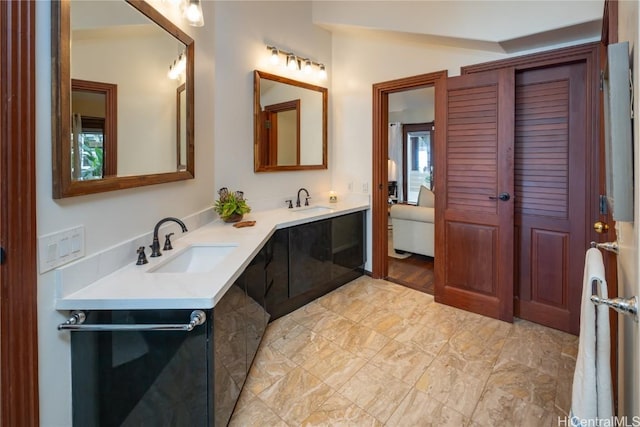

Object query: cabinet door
[213,282,247,426]
[265,228,289,318]
[289,219,332,298]
[244,246,269,367]
[331,212,365,278]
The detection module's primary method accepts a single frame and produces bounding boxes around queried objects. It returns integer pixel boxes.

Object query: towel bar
[590,241,619,254]
[57,310,207,332]
[590,294,638,322]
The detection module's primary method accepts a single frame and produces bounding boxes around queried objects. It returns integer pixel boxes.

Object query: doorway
[371,71,447,283]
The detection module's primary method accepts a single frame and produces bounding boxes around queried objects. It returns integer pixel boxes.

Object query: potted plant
[214,187,251,223]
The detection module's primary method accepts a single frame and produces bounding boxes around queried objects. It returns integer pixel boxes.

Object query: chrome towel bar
[591,295,638,322]
[57,310,206,332]
[590,241,619,254]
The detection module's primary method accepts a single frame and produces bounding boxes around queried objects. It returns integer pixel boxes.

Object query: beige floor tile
[244,345,297,395]
[300,392,383,427]
[393,315,458,356]
[485,360,557,411]
[470,387,556,427]
[269,324,324,361]
[333,323,390,360]
[496,335,561,377]
[359,306,411,339]
[299,340,368,390]
[337,363,411,423]
[318,292,377,323]
[289,302,358,342]
[258,366,334,425]
[228,394,288,427]
[262,315,301,346]
[386,388,468,427]
[369,339,434,385]
[415,357,486,417]
[431,342,496,383]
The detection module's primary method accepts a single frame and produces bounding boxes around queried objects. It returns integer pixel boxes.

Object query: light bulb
[270,47,279,65]
[318,64,327,80]
[183,0,204,27]
[304,59,312,74]
[287,54,298,71]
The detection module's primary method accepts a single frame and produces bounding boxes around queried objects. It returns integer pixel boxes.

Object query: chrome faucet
[150,217,188,257]
[296,188,310,207]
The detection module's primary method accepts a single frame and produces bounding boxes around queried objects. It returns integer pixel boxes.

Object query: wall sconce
[168,52,187,80]
[266,45,327,80]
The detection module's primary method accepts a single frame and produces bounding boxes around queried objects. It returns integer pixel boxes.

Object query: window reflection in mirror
[254,70,327,172]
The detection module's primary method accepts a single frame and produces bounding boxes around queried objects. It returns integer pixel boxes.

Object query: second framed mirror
[254,70,327,172]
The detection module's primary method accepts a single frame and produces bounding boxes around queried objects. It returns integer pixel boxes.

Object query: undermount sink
[148,244,237,274]
[291,206,333,214]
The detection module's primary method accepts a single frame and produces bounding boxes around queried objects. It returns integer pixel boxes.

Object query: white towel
[570,248,613,426]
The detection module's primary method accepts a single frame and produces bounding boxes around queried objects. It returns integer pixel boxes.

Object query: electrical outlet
[362,182,369,193]
[348,182,354,192]
[38,225,85,273]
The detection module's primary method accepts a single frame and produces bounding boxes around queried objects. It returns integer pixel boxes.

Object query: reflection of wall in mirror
[261,81,323,165]
[72,28,182,176]
[277,110,297,165]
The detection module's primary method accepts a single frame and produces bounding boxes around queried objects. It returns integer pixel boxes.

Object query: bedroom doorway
[371,70,447,284]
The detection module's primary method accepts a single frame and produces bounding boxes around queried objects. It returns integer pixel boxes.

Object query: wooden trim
[602,0,618,46]
[371,71,447,279]
[71,78,118,177]
[176,83,186,169]
[461,41,601,75]
[0,0,40,424]
[264,99,301,166]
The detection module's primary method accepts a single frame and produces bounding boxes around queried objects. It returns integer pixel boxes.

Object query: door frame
[371,71,447,279]
[0,0,40,424]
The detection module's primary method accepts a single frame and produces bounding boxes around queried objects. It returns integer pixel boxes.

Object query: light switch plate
[38,225,85,273]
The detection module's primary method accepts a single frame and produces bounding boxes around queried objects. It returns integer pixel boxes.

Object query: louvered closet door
[435,69,515,322]
[514,63,587,335]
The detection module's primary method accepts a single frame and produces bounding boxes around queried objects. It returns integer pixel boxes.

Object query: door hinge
[599,194,609,215]
[264,120,271,129]
[600,70,604,91]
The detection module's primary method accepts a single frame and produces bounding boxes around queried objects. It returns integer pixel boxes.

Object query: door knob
[489,192,510,202]
[593,221,609,234]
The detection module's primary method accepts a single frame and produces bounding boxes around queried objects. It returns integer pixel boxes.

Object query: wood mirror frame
[51,0,195,198]
[254,70,327,172]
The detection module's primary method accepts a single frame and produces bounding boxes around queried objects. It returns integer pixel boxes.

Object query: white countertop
[55,200,369,311]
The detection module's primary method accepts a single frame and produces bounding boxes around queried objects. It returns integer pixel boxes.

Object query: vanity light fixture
[183,0,204,27]
[265,45,327,79]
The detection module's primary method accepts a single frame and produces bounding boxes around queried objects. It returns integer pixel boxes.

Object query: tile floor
[229,276,578,426]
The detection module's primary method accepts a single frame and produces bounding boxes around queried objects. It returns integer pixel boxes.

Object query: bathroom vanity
[57,201,367,426]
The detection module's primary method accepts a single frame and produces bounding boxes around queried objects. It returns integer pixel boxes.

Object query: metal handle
[590,241,619,254]
[58,310,206,332]
[591,295,638,322]
[593,221,609,234]
[489,192,510,201]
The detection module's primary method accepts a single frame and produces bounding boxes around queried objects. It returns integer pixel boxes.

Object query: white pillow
[417,185,435,207]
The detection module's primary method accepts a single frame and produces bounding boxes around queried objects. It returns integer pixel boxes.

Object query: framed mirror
[254,70,327,172]
[52,0,195,198]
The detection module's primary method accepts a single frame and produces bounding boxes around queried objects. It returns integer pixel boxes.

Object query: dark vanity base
[266,211,366,321]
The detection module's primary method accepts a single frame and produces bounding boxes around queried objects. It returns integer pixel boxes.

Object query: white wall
[213,1,333,210]
[615,0,640,418]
